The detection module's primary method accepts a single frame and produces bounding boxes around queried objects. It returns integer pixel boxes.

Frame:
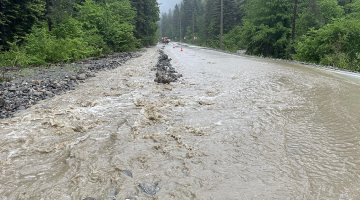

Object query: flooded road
[1,44,360,199]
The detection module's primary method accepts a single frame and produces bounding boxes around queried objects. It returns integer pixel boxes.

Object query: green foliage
[195,14,206,45]
[24,27,95,65]
[295,19,360,70]
[102,0,137,51]
[185,26,193,43]
[75,0,108,52]
[203,0,238,48]
[1,0,158,67]
[52,17,84,39]
[319,0,344,23]
[161,11,173,38]
[0,0,45,48]
[130,0,160,47]
[345,1,360,19]
[172,4,181,40]
[0,38,29,67]
[223,26,243,52]
[50,0,78,25]
[295,0,324,38]
[239,0,292,58]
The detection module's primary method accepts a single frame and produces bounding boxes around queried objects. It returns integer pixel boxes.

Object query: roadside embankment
[0,52,140,119]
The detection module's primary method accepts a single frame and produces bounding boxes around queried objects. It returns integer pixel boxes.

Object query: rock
[87,72,96,77]
[14,100,22,107]
[31,80,42,85]
[138,182,160,196]
[33,92,43,97]
[8,86,17,92]
[21,80,28,85]
[122,170,133,178]
[83,198,100,200]
[22,88,30,93]
[45,91,55,97]
[154,71,173,84]
[108,188,118,200]
[76,73,87,80]
[100,60,106,67]
[0,98,5,107]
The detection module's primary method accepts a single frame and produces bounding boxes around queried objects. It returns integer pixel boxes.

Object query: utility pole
[220,0,223,49]
[180,5,182,43]
[192,11,195,42]
[171,15,173,40]
[180,16,182,43]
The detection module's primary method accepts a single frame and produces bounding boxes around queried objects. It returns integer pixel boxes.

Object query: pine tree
[130,0,160,47]
[241,0,293,58]
[0,0,45,49]
[180,0,192,38]
[0,0,5,47]
[165,9,173,38]
[161,12,169,37]
[204,0,237,47]
[172,4,181,40]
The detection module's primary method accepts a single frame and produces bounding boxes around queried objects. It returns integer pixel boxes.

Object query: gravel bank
[0,52,140,119]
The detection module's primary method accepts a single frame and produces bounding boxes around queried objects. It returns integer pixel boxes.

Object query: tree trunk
[192,11,194,41]
[46,0,52,31]
[291,0,298,55]
[220,0,223,49]
[0,0,6,47]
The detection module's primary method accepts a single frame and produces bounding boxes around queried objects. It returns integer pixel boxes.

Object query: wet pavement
[1,43,360,199]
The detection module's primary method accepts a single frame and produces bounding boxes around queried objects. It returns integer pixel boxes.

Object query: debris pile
[153,50,182,84]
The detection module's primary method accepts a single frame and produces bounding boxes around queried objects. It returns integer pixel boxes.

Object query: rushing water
[1,44,360,200]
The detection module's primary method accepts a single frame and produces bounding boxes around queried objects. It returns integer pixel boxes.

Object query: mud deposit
[1,44,360,199]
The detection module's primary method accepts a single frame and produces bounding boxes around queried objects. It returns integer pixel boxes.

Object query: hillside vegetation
[0,0,159,67]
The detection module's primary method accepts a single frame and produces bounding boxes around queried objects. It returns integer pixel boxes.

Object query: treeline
[0,0,159,67]
[161,0,360,71]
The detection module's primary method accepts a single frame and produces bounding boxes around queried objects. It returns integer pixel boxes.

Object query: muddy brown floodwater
[1,44,360,200]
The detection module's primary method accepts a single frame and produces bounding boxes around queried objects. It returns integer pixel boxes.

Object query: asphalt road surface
[1,44,360,199]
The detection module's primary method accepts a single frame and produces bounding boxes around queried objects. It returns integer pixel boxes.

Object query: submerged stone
[121,170,133,178]
[138,182,160,196]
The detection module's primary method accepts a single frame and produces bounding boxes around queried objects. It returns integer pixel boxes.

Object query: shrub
[295,19,360,71]
[223,26,244,52]
[0,39,29,67]
[24,26,98,65]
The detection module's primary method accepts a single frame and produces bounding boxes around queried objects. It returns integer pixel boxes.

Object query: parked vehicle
[161,37,169,44]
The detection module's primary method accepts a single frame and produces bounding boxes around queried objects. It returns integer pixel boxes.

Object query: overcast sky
[157,0,182,14]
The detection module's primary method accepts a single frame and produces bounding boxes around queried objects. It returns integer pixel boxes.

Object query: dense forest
[160,0,360,71]
[0,0,159,67]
